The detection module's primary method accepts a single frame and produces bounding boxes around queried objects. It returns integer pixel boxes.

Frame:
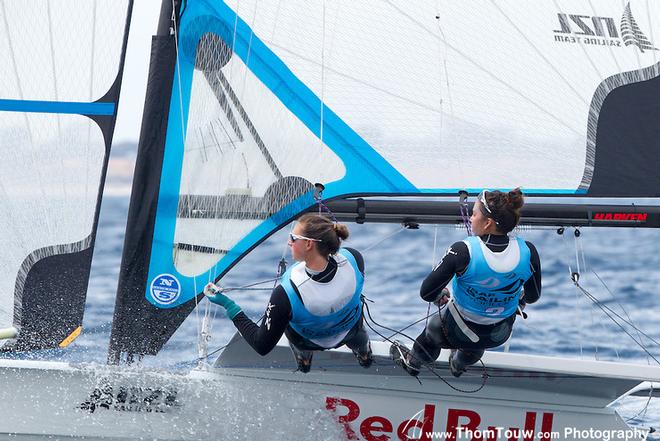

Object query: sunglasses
[478,189,493,215]
[289,233,321,243]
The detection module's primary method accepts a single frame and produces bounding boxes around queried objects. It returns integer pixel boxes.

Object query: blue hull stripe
[0,99,115,115]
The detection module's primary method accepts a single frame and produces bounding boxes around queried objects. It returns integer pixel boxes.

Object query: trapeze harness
[280,248,364,348]
[449,236,532,344]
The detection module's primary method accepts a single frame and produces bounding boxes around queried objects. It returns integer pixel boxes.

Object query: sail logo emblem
[553,2,658,52]
[150,274,181,305]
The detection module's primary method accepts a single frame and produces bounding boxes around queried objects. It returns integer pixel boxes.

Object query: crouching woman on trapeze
[392,188,541,377]
[205,213,372,373]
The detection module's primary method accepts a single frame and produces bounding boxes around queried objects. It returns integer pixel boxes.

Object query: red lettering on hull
[446,408,480,440]
[326,397,360,439]
[325,396,555,440]
[361,416,392,441]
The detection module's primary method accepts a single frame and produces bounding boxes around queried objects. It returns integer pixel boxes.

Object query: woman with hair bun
[392,188,542,377]
[205,213,372,372]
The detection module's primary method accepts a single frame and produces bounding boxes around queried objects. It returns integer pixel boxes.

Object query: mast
[108,0,182,364]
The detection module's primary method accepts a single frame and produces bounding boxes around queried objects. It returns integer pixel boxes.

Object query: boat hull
[210,336,659,440]
[0,336,657,440]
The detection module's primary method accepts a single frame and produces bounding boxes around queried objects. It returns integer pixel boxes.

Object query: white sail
[111,0,660,357]
[0,1,131,348]
[173,0,660,293]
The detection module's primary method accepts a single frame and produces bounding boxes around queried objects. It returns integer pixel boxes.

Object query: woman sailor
[205,213,372,372]
[392,188,541,377]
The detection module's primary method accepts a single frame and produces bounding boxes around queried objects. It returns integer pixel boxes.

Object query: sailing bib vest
[452,236,532,321]
[281,249,364,346]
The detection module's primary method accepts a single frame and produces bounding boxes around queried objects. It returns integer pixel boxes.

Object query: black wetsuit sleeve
[420,241,470,302]
[231,286,292,356]
[344,247,365,275]
[522,241,542,304]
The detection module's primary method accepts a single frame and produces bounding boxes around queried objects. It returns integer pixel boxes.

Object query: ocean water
[9,145,660,438]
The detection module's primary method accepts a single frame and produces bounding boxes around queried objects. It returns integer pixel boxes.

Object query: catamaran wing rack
[321,199,660,228]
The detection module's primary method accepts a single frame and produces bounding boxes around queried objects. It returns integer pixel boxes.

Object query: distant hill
[110,141,138,160]
[106,141,137,196]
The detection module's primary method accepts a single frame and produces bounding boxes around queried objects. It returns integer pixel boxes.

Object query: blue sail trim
[143,0,585,308]
[0,99,115,115]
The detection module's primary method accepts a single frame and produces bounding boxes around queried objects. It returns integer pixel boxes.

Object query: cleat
[390,341,420,377]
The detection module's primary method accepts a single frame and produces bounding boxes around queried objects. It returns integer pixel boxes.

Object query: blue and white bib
[452,236,532,322]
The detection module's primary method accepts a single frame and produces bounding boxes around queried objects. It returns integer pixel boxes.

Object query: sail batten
[0,100,115,115]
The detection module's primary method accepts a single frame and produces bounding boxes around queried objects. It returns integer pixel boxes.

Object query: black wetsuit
[411,234,541,371]
[231,248,366,356]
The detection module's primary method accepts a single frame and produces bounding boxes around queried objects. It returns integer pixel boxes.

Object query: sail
[109,0,660,359]
[0,1,133,350]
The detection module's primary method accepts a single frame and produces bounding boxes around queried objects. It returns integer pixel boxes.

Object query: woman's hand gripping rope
[204,283,242,320]
[433,288,450,308]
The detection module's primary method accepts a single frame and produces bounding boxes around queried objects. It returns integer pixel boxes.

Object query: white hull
[0,337,658,440]
[212,336,659,441]
[0,358,343,440]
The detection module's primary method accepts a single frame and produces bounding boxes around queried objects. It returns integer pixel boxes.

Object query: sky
[113,0,163,144]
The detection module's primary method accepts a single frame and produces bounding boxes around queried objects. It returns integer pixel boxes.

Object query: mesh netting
[0,0,129,332]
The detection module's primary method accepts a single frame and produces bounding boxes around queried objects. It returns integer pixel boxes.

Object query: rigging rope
[573,233,620,360]
[361,298,488,394]
[591,268,645,362]
[558,227,585,357]
[319,0,326,150]
[458,191,472,236]
[571,275,660,364]
[314,183,338,222]
[561,228,660,364]
[573,229,603,358]
[362,226,407,253]
[426,225,439,328]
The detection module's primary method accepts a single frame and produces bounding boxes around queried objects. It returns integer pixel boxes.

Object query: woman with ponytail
[392,188,542,377]
[205,213,371,373]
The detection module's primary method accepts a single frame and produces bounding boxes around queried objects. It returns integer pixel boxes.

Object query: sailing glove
[433,288,450,307]
[204,282,242,320]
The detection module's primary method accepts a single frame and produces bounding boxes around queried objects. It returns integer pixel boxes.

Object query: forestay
[0,1,132,350]
[109,0,660,359]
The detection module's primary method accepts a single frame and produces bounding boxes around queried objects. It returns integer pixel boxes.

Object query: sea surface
[10,144,660,438]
